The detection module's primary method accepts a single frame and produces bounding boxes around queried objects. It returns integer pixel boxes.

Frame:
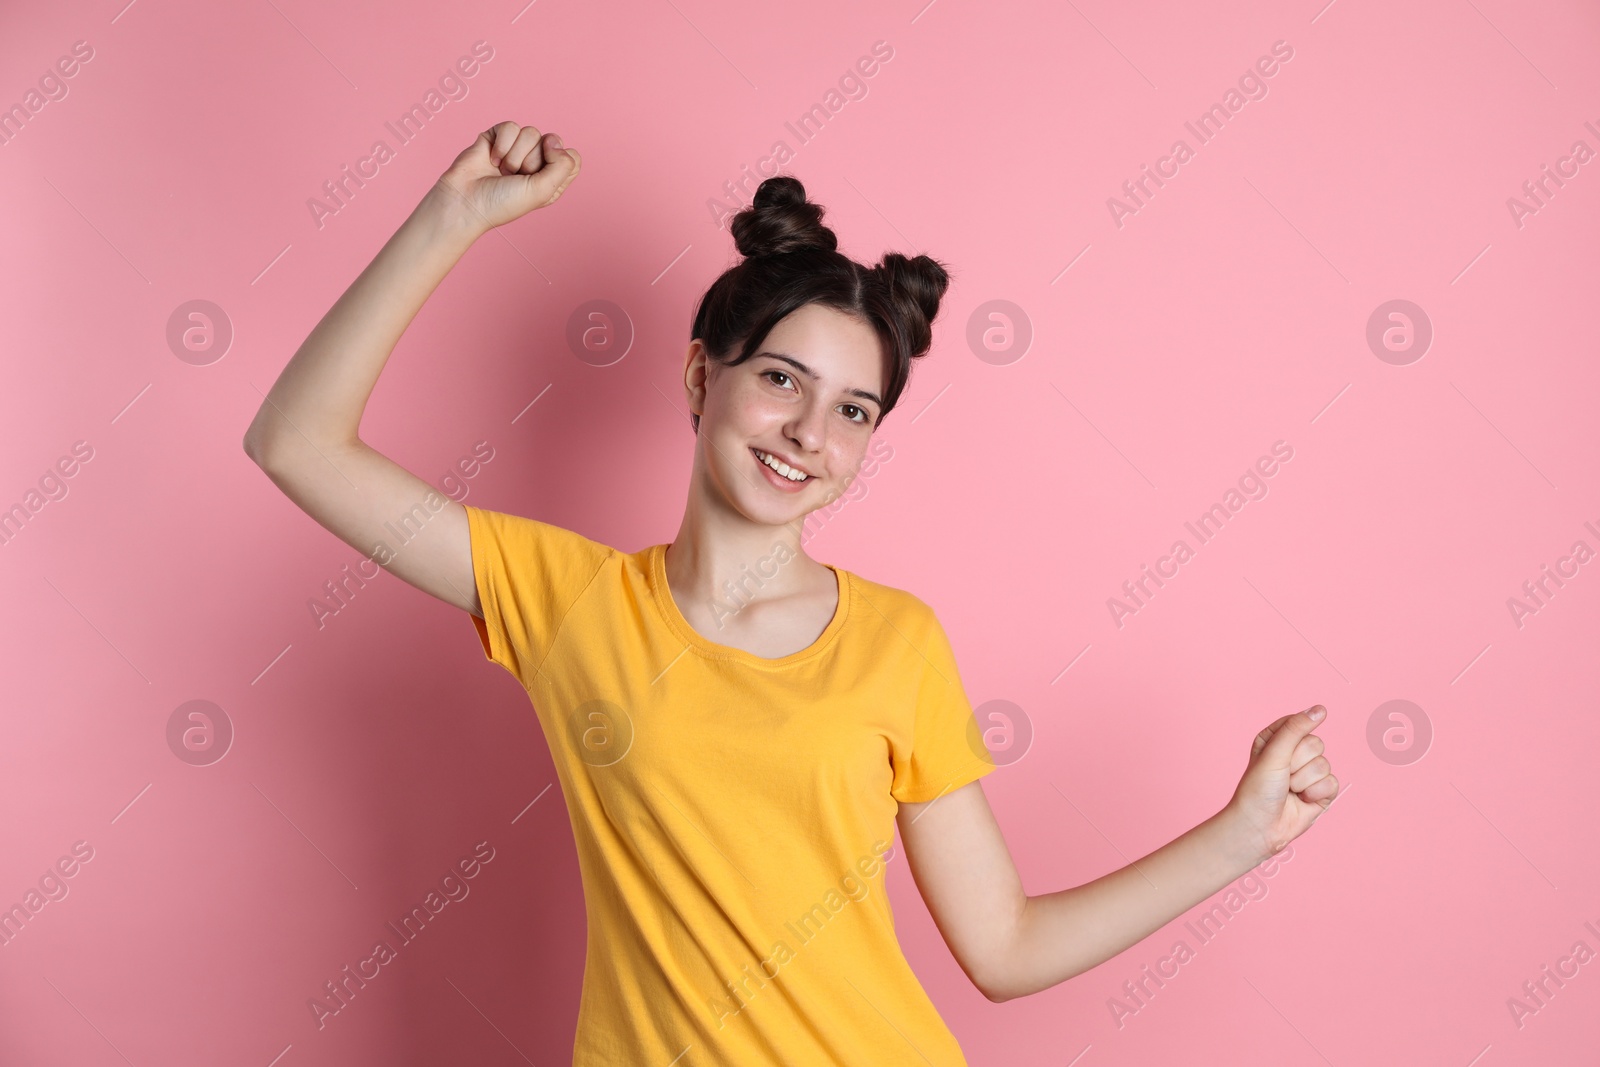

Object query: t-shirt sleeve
[463,504,615,683]
[889,605,998,805]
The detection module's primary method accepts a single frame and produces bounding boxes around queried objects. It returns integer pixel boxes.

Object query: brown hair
[688,175,952,432]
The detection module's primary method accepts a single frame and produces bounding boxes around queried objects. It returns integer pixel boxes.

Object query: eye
[762,369,797,391]
[839,404,869,424]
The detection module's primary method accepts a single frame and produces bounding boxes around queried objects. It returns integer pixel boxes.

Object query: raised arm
[242,122,581,616]
[895,705,1338,1002]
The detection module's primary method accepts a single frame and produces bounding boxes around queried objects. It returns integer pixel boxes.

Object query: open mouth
[751,447,811,483]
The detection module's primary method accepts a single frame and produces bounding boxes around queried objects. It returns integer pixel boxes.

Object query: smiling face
[684,302,886,528]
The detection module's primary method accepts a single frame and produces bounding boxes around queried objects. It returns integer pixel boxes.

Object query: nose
[784,399,827,456]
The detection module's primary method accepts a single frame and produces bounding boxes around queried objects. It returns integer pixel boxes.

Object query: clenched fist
[1224,704,1340,860]
[433,121,582,233]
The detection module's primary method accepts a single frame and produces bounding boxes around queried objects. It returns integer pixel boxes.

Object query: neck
[666,471,819,608]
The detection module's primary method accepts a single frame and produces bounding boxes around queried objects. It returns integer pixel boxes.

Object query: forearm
[991,805,1268,1000]
[245,183,482,458]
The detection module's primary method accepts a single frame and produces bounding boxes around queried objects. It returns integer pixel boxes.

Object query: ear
[683,340,710,420]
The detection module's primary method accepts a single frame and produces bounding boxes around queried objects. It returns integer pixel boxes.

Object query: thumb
[1252,705,1326,769]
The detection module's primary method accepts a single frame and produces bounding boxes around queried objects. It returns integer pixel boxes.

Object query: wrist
[418,179,490,245]
[1210,802,1273,874]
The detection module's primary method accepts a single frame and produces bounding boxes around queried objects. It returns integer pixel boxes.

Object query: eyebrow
[755,351,884,408]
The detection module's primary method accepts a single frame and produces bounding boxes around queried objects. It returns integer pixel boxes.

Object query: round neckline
[647,542,849,667]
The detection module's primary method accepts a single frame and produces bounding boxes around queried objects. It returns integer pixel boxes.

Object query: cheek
[712,377,779,429]
[832,439,870,479]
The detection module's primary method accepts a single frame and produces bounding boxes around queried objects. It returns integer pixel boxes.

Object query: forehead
[760,304,884,394]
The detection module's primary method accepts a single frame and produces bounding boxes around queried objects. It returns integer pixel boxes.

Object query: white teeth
[755,449,808,481]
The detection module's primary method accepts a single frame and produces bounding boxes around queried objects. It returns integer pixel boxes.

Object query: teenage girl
[244,120,1340,1065]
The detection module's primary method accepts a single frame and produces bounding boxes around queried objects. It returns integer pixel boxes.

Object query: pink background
[2,0,1598,1063]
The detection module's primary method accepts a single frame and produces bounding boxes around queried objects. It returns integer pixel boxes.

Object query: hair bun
[876,251,950,325]
[730,176,838,260]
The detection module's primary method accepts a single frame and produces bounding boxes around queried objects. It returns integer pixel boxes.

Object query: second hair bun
[731,176,839,259]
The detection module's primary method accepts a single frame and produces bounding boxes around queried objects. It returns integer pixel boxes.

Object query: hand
[1224,705,1339,862]
[432,121,582,234]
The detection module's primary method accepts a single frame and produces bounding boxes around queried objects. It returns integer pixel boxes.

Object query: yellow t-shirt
[464,504,997,1066]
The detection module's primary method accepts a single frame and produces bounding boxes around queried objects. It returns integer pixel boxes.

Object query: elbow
[242,427,269,468]
[976,974,1028,1004]
[968,957,1031,1004]
[242,407,287,469]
